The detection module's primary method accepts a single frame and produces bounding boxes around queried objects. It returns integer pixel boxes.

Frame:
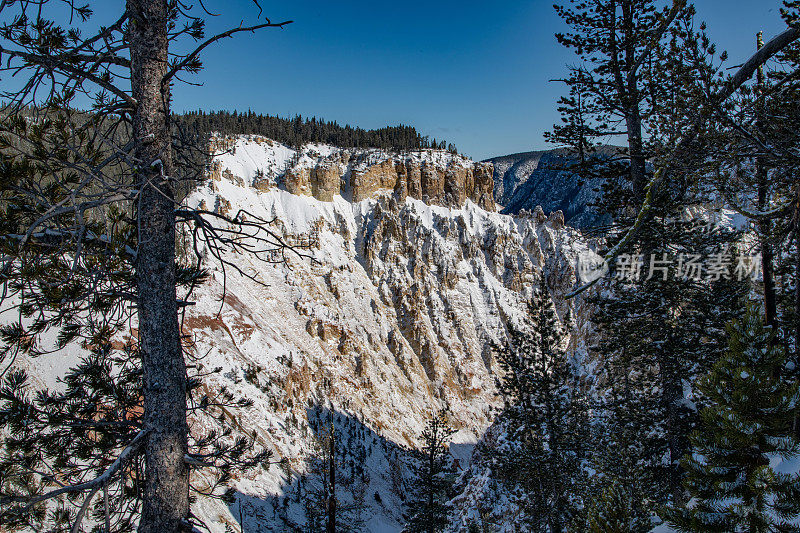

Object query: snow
[10,134,598,533]
[649,524,678,533]
[181,136,597,531]
[211,134,296,187]
[0,297,87,391]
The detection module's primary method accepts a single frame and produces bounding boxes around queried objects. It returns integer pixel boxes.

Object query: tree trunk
[428,446,435,533]
[327,428,336,533]
[626,106,648,202]
[621,0,648,203]
[794,187,800,440]
[128,1,189,531]
[663,358,686,505]
[756,32,778,329]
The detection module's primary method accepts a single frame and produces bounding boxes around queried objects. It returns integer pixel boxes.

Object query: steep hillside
[486,148,611,229]
[177,136,598,531]
[11,136,600,532]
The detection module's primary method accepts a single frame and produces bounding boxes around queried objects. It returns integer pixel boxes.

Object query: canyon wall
[211,134,496,210]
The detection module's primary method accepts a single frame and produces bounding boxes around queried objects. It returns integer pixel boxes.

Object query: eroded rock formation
[216,135,497,210]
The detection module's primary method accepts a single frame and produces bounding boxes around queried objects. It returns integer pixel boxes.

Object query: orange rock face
[349,157,495,211]
[210,135,496,211]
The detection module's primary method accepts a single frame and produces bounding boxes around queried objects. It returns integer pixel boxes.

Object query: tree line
[174,110,458,153]
[468,0,800,531]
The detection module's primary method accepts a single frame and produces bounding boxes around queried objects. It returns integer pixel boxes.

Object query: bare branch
[162,20,293,84]
[3,429,149,511]
[0,44,137,108]
[722,27,800,103]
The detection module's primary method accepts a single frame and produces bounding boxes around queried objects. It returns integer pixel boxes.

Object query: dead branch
[162,20,293,84]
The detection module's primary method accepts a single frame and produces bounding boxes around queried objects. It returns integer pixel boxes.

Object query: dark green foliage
[491,278,589,532]
[574,422,656,533]
[0,343,142,531]
[0,332,271,531]
[174,110,457,153]
[581,476,653,533]
[664,305,800,532]
[0,22,269,533]
[404,410,457,533]
[301,416,367,533]
[548,0,695,202]
[538,1,800,532]
[588,203,749,517]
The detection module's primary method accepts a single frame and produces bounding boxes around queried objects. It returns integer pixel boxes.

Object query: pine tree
[664,304,800,532]
[582,478,651,533]
[173,111,455,159]
[403,410,457,533]
[303,417,366,533]
[550,0,690,201]
[575,423,655,533]
[491,277,589,532]
[589,207,749,512]
[0,2,287,531]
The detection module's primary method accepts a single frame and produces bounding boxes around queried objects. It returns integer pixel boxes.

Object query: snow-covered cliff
[172,136,599,531]
[10,135,599,532]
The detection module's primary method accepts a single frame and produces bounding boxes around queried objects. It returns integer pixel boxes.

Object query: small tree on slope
[404,410,457,533]
[665,304,800,532]
[492,277,589,532]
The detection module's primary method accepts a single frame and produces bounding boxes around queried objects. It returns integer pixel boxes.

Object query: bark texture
[128,1,189,531]
[755,32,778,329]
[620,0,649,201]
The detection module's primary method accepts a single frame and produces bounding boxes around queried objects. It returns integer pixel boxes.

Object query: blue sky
[121,1,787,160]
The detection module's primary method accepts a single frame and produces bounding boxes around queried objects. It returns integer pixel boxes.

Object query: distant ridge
[484,146,618,229]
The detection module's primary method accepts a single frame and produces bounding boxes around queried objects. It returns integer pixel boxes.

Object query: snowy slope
[486,147,616,229]
[176,137,597,531]
[8,136,598,532]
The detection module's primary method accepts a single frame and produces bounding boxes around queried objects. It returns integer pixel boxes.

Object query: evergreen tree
[403,410,457,533]
[589,205,749,511]
[679,2,800,363]
[576,423,655,533]
[0,2,286,530]
[491,277,589,532]
[303,417,366,533]
[549,0,690,201]
[549,2,753,513]
[173,111,454,156]
[551,2,800,528]
[664,304,800,532]
[582,478,652,533]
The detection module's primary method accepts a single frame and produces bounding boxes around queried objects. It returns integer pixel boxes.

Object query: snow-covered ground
[175,137,595,531]
[10,135,768,532]
[7,136,601,532]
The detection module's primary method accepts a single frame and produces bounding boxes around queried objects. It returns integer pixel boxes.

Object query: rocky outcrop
[284,156,348,201]
[283,167,312,196]
[173,149,603,531]
[310,163,342,202]
[471,162,495,209]
[211,135,496,210]
[19,135,601,533]
[352,159,495,210]
[351,159,399,201]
